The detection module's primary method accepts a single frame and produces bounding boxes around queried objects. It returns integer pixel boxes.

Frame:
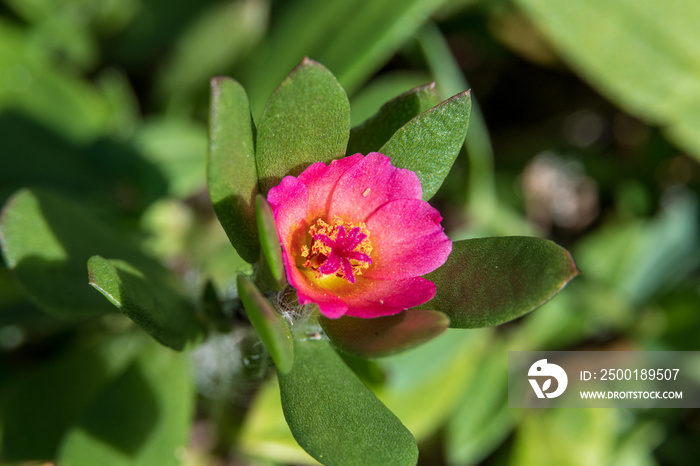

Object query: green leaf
[58,341,194,466]
[255,195,286,290]
[256,58,350,194]
[380,91,471,200]
[0,189,163,318]
[236,274,293,373]
[88,256,205,351]
[319,309,448,358]
[208,76,260,263]
[0,333,143,461]
[418,237,578,328]
[346,82,440,156]
[277,329,418,465]
[514,0,700,161]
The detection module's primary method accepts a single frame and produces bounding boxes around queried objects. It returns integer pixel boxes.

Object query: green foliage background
[1,0,699,465]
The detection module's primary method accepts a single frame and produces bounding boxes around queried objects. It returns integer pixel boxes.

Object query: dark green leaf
[277,330,418,465]
[256,58,350,193]
[320,309,448,358]
[346,82,440,156]
[255,195,286,290]
[380,91,471,200]
[237,274,293,373]
[58,341,194,466]
[418,237,578,328]
[208,77,260,263]
[88,256,205,351]
[0,333,142,461]
[0,189,163,318]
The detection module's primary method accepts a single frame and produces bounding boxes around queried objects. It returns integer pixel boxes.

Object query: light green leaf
[255,195,286,290]
[88,256,205,351]
[58,341,194,466]
[277,329,418,465]
[0,189,164,318]
[418,237,578,328]
[319,309,449,358]
[380,91,471,200]
[208,76,260,263]
[256,58,350,194]
[346,82,440,156]
[514,0,700,161]
[236,274,293,373]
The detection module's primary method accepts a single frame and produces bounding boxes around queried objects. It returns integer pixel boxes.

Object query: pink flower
[267,152,452,319]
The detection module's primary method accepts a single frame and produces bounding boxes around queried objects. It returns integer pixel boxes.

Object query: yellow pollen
[301,216,373,281]
[362,188,371,197]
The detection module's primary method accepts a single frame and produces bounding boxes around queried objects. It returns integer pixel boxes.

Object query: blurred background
[1,0,699,464]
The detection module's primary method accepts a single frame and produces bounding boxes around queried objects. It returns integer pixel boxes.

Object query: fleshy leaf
[418,237,578,328]
[256,58,350,193]
[346,82,440,156]
[277,329,418,465]
[236,274,293,373]
[208,77,259,263]
[88,256,205,351]
[58,341,194,466]
[380,91,471,200]
[255,195,286,290]
[0,189,164,318]
[319,309,449,358]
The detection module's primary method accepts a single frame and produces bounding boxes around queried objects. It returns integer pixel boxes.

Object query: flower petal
[267,176,309,252]
[364,199,452,279]
[298,154,364,221]
[329,152,423,223]
[341,276,437,318]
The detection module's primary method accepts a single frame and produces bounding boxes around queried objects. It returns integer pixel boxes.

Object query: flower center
[300,217,372,284]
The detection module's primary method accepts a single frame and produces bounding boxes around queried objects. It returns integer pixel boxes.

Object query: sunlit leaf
[237,274,293,373]
[208,76,260,263]
[88,256,205,351]
[418,237,578,328]
[380,91,471,200]
[256,58,350,193]
[319,309,448,358]
[277,329,417,465]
